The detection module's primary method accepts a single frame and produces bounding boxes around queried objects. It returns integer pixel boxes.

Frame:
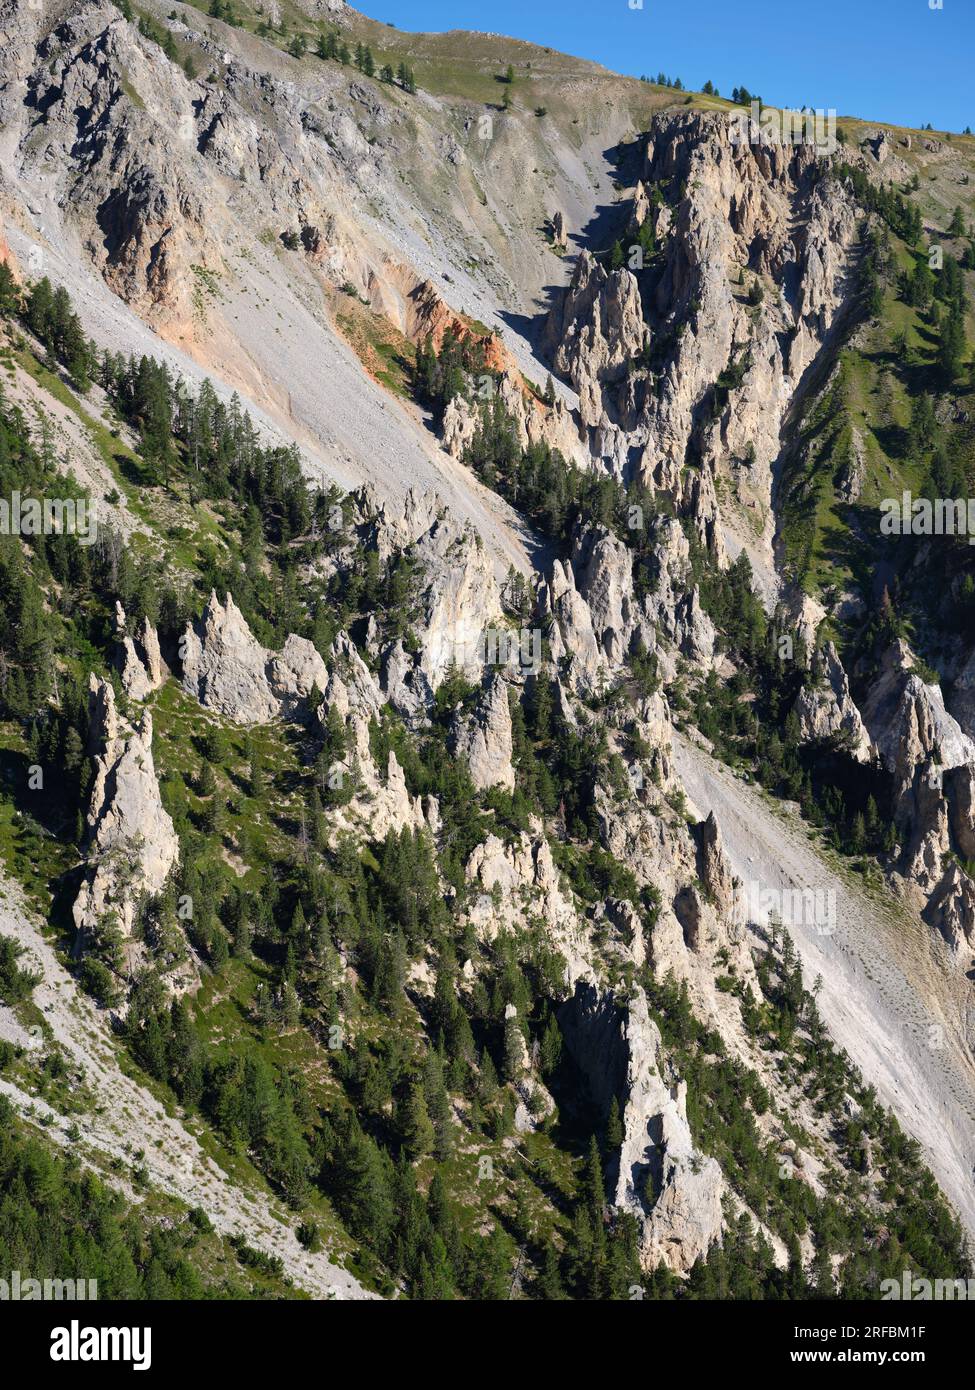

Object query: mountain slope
[1,0,974,1302]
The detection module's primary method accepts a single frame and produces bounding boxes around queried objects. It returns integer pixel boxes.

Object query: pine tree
[539,1013,562,1077]
[584,1134,605,1220]
[423,1051,452,1160]
[0,262,19,317]
[502,1013,524,1083]
[537,1244,565,1299]
[334,1118,396,1250]
[606,1096,623,1148]
[401,1078,434,1159]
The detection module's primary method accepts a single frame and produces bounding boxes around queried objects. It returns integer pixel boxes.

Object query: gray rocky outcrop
[441,370,587,470]
[794,642,871,761]
[181,592,330,725]
[504,1002,556,1132]
[73,674,179,941]
[181,591,279,724]
[542,516,715,697]
[537,108,857,579]
[115,602,166,701]
[465,829,592,985]
[541,250,645,422]
[317,631,427,841]
[861,641,975,960]
[268,634,330,717]
[550,209,567,250]
[450,675,515,791]
[559,983,724,1275]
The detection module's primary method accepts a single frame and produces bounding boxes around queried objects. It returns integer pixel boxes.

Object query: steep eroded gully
[674,733,975,1242]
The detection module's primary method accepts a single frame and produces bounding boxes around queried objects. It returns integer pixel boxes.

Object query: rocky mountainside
[0,0,974,1302]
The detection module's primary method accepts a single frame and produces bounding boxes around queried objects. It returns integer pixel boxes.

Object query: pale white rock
[118,633,153,702]
[466,830,592,986]
[324,630,385,723]
[440,394,478,461]
[442,371,587,470]
[382,637,434,723]
[626,181,651,236]
[542,251,645,421]
[269,633,329,716]
[412,516,505,689]
[542,557,611,696]
[73,675,179,940]
[450,675,515,791]
[182,593,335,725]
[560,983,724,1275]
[181,591,278,725]
[540,110,857,586]
[862,640,975,903]
[358,493,506,694]
[861,640,975,779]
[793,643,871,762]
[924,862,975,960]
[137,616,165,688]
[571,526,640,668]
[643,519,717,667]
[115,602,166,701]
[318,632,426,840]
[592,771,758,1008]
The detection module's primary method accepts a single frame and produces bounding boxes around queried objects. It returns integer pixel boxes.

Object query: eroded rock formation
[73,675,179,941]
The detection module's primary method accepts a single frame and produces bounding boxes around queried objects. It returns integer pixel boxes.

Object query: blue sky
[365,0,973,133]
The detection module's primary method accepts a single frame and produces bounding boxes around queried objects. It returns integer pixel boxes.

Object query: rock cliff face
[794,642,871,761]
[73,675,179,940]
[441,370,587,470]
[450,675,515,791]
[269,634,330,717]
[181,591,280,724]
[318,631,427,841]
[528,99,975,983]
[181,592,329,725]
[8,2,222,327]
[541,251,646,423]
[3,0,975,1295]
[538,109,858,571]
[543,515,715,698]
[465,828,590,984]
[115,602,166,701]
[560,983,724,1274]
[410,515,506,691]
[860,641,975,959]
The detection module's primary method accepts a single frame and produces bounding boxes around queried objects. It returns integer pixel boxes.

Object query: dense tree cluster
[0,1096,290,1297]
[833,164,923,245]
